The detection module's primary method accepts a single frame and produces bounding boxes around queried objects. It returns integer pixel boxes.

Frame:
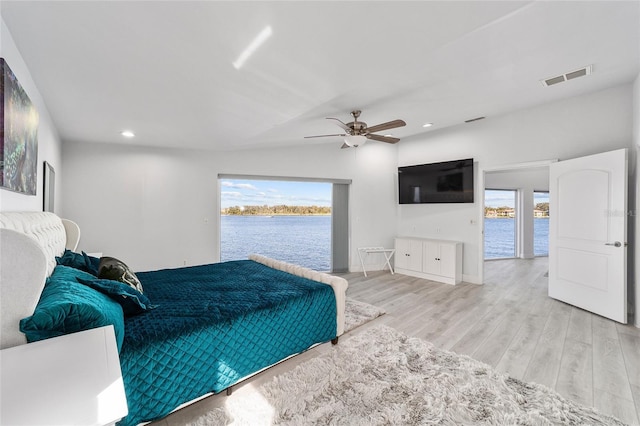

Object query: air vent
[541,65,592,87]
[465,116,485,123]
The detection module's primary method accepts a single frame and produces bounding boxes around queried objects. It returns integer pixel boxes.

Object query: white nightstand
[0,325,128,426]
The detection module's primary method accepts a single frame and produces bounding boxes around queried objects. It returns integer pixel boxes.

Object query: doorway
[478,162,553,283]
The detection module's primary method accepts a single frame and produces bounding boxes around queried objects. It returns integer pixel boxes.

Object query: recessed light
[384,134,393,137]
[121,130,135,138]
[422,123,433,128]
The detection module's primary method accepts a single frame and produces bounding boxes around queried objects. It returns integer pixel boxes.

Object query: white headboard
[0,212,71,349]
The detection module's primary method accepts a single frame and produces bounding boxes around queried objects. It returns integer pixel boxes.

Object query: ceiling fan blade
[364,119,406,134]
[340,142,351,149]
[366,134,400,144]
[304,133,347,139]
[326,117,351,132]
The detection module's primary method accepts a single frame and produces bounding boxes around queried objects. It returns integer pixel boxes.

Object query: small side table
[0,325,128,426]
[358,247,396,277]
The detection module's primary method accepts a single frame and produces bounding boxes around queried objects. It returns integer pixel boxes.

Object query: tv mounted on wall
[398,158,474,204]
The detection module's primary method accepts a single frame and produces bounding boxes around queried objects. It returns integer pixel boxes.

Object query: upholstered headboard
[0,212,72,349]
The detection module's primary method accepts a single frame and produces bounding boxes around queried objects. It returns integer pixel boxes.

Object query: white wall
[0,18,63,213]
[397,84,634,283]
[62,140,398,272]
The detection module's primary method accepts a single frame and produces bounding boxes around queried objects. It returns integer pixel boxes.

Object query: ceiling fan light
[344,135,367,147]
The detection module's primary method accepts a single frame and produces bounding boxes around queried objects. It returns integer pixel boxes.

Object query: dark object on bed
[117,260,337,426]
[98,256,145,293]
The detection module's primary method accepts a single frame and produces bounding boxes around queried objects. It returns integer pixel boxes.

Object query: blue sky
[220,179,332,208]
[484,190,549,208]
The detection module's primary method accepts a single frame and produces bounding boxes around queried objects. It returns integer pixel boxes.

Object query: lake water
[485,217,549,259]
[220,215,331,271]
[221,215,548,269]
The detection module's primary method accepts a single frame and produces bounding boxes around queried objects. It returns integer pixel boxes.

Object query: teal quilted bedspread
[117,260,337,426]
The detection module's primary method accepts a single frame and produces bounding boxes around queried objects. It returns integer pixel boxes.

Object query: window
[484,189,517,259]
[533,191,549,256]
[219,176,350,272]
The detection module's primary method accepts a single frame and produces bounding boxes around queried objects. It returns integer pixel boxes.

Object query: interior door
[549,148,627,323]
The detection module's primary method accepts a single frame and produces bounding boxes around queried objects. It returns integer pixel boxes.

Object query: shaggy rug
[189,325,625,426]
[343,298,386,333]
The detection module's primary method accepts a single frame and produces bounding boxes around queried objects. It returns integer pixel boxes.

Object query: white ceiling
[2,1,639,151]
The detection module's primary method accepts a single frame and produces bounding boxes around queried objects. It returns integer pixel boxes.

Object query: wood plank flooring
[153,258,640,425]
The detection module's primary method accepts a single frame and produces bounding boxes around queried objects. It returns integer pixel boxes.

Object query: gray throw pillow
[98,256,144,294]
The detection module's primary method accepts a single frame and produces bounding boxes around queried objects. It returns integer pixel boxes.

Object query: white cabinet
[395,238,423,271]
[395,237,463,285]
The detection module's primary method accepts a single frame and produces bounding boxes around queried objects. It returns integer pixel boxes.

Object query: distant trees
[221,205,331,216]
[535,202,549,213]
[484,206,515,218]
[484,203,549,218]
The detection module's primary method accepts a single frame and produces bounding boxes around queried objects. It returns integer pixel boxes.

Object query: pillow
[55,249,100,275]
[20,265,125,351]
[98,256,144,294]
[77,277,156,316]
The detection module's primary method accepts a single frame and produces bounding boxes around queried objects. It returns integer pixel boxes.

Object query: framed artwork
[43,161,55,212]
[0,57,39,195]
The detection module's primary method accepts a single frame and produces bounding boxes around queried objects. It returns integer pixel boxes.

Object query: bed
[0,212,348,426]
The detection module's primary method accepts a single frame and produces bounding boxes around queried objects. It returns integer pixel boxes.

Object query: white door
[549,148,627,323]
[423,241,440,275]
[395,239,422,271]
[439,243,457,279]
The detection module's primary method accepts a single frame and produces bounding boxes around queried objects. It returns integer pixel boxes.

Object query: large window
[219,176,349,271]
[484,189,517,259]
[533,191,549,256]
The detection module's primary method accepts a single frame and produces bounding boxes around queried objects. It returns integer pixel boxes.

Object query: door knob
[605,241,622,247]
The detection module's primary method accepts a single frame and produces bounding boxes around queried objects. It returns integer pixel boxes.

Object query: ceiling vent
[541,65,592,87]
[464,116,485,123]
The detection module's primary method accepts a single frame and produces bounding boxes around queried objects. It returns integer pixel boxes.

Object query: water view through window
[534,191,549,256]
[220,179,332,271]
[484,189,549,259]
[484,189,517,259]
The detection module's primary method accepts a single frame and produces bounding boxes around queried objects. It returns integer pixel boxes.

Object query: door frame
[477,159,557,284]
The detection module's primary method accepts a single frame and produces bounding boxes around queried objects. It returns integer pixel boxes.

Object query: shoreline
[221,214,331,217]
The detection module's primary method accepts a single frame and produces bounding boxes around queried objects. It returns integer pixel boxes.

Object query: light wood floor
[154,258,640,425]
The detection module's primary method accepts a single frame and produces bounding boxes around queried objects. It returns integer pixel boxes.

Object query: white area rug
[343,298,386,333]
[188,325,625,426]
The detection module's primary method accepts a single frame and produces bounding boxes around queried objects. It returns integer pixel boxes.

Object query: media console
[394,237,463,285]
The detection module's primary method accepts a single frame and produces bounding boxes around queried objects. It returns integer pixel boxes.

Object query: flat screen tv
[398,158,474,204]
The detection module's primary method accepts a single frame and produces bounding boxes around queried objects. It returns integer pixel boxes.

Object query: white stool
[358,247,396,277]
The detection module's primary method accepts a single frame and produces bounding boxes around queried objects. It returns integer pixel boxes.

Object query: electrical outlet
[436,227,441,233]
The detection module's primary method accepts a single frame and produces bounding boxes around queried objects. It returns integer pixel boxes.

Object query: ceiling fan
[305,110,406,148]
